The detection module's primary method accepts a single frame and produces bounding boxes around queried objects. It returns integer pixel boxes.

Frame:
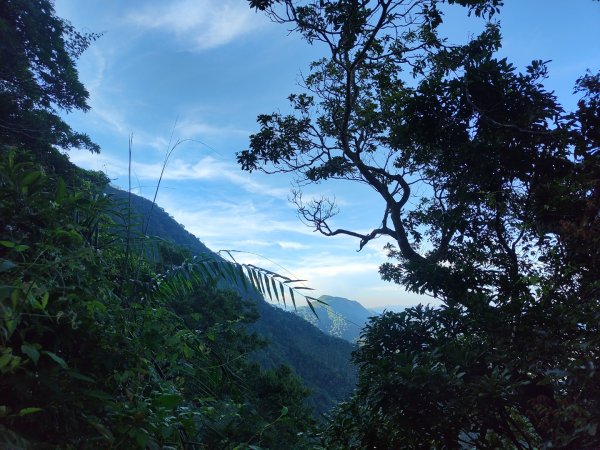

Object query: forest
[1,0,599,449]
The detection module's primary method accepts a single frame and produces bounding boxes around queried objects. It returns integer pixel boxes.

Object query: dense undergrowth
[0,148,318,448]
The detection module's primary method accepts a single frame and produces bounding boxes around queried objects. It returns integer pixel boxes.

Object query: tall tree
[241,0,600,447]
[0,0,100,159]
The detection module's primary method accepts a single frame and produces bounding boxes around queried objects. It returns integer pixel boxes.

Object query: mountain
[369,304,407,314]
[250,302,356,415]
[296,295,376,343]
[105,186,212,256]
[105,187,357,415]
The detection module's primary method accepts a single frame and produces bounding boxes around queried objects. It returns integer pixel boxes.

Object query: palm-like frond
[154,252,325,313]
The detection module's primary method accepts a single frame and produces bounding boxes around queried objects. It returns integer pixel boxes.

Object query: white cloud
[169,201,311,241]
[127,0,265,51]
[229,239,274,248]
[176,117,249,138]
[68,151,290,198]
[68,150,128,179]
[277,241,308,250]
[148,156,290,198]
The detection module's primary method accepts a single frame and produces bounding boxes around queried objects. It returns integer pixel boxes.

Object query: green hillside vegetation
[0,2,331,447]
[0,149,323,448]
[296,295,374,343]
[250,300,356,415]
[105,186,213,258]
[107,186,357,415]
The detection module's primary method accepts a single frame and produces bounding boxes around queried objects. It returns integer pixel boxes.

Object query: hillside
[106,187,357,415]
[296,295,375,343]
[105,186,212,256]
[251,302,356,415]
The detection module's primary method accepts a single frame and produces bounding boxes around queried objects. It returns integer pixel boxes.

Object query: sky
[53,0,599,309]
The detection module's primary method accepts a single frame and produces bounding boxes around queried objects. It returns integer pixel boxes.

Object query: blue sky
[54,0,599,308]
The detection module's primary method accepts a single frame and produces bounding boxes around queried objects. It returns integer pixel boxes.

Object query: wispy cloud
[127,0,265,51]
[68,151,290,198]
[176,117,249,138]
[169,201,312,242]
[277,241,309,250]
[68,150,129,179]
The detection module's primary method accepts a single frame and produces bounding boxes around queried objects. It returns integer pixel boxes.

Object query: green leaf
[89,420,114,442]
[263,273,272,300]
[236,263,248,289]
[42,351,68,369]
[85,300,107,314]
[67,370,96,383]
[210,261,224,279]
[305,297,318,317]
[55,177,66,203]
[153,393,183,409]
[0,351,13,370]
[271,277,280,303]
[206,330,217,342]
[40,291,49,309]
[4,318,16,338]
[257,270,267,295]
[18,407,42,416]
[21,171,41,186]
[0,241,15,248]
[21,344,40,365]
[280,282,287,308]
[249,268,261,291]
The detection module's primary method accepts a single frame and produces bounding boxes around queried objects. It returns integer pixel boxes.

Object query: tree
[241,0,600,447]
[0,148,319,448]
[0,0,100,159]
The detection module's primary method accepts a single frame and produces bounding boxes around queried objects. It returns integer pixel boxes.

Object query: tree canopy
[241,0,600,447]
[0,0,100,158]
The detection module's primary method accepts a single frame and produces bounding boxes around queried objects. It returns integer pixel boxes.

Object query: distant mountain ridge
[105,187,357,414]
[369,304,407,314]
[296,295,376,343]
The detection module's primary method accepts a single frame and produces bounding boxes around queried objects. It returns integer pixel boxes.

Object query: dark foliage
[0,147,318,448]
[0,0,100,160]
[251,300,357,416]
[242,1,600,448]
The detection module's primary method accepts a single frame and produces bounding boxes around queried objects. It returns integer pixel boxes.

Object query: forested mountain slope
[105,186,212,256]
[296,295,375,343]
[106,186,357,415]
[251,301,356,415]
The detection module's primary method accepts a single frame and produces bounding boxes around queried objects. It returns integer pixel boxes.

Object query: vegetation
[250,299,357,415]
[0,0,100,162]
[296,295,374,343]
[3,0,598,448]
[242,0,600,448]
[108,186,358,416]
[0,2,325,447]
[0,147,323,448]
